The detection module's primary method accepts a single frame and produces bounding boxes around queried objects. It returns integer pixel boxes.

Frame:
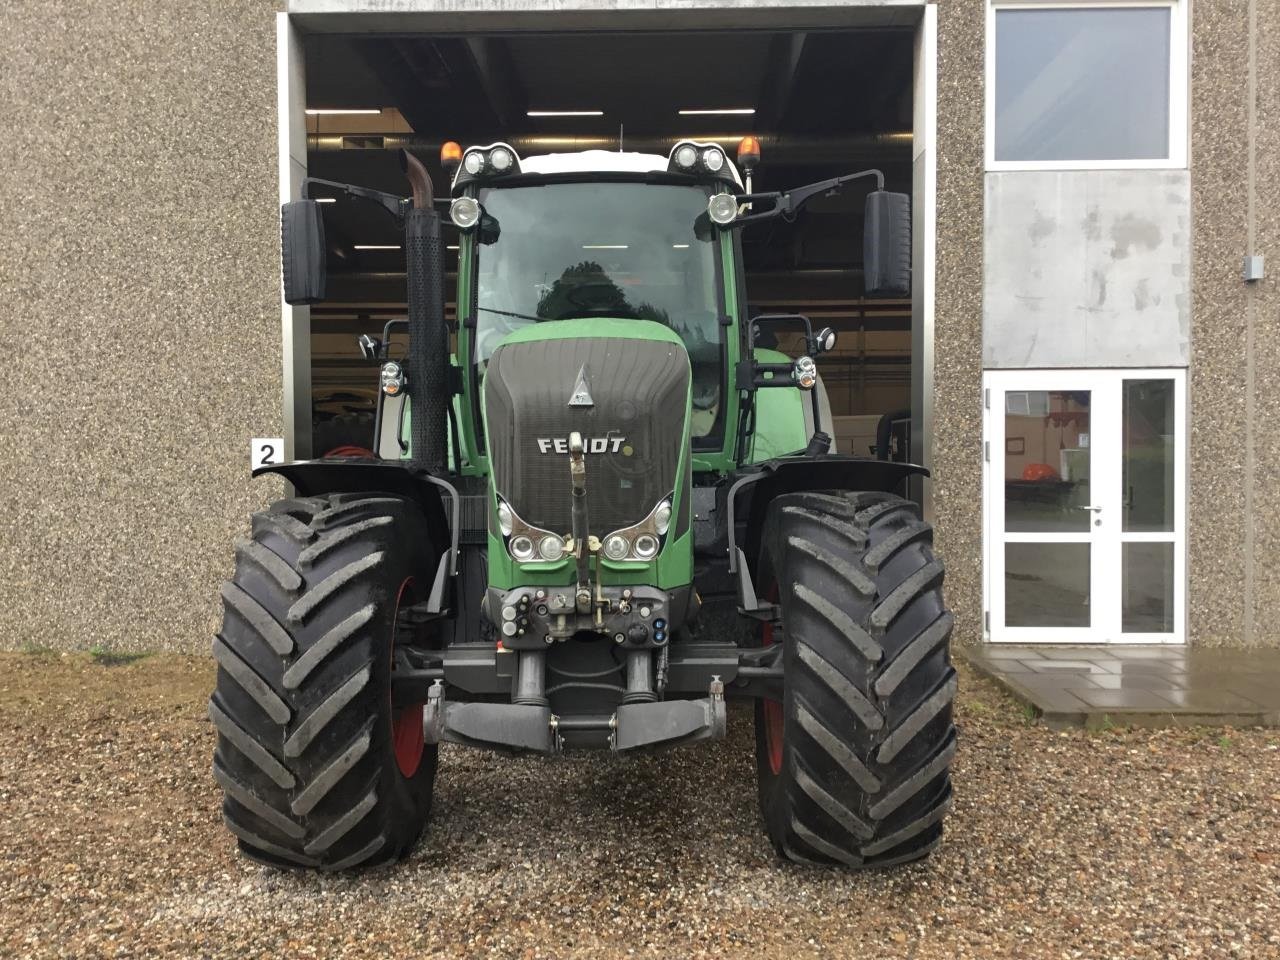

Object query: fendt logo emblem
[568,364,594,408]
[537,436,627,455]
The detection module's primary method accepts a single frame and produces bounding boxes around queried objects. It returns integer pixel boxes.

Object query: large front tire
[210,493,438,870]
[755,491,956,867]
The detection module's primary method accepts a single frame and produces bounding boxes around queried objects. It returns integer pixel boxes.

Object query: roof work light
[440,140,463,174]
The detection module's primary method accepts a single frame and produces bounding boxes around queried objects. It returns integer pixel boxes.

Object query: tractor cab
[448,141,747,466]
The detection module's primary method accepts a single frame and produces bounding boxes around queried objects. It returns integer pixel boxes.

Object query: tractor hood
[482,319,692,542]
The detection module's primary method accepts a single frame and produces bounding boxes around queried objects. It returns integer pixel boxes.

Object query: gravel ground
[1,651,1278,960]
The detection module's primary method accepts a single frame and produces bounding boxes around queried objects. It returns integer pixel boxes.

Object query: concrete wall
[929,0,986,645]
[0,1,285,653]
[984,171,1191,368]
[1188,0,1280,647]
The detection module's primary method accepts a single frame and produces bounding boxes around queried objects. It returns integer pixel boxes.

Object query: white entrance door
[984,370,1185,643]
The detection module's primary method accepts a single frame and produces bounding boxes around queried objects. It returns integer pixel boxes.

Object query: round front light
[634,534,660,560]
[793,355,818,390]
[380,361,405,397]
[674,144,698,169]
[489,146,513,172]
[462,151,485,176]
[707,193,739,226]
[603,534,631,561]
[496,501,513,536]
[538,535,565,562]
[653,500,672,536]
[510,535,535,561]
[702,147,725,173]
[450,196,481,230]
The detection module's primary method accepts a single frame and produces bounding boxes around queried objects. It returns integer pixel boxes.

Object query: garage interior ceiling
[303,28,915,456]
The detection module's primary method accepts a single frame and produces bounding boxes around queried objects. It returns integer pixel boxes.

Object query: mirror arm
[730,168,885,230]
[302,176,410,223]
[782,168,885,212]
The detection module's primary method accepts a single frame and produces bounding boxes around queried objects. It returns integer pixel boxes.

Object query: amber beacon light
[440,140,463,174]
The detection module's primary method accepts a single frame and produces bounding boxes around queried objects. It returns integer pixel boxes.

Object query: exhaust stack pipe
[399,149,448,474]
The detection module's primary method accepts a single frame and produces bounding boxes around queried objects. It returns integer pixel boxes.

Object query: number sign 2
[251,437,286,471]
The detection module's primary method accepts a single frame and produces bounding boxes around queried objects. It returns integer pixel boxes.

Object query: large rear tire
[210,493,438,870]
[754,490,956,867]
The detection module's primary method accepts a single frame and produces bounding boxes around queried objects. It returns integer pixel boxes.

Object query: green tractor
[211,137,956,871]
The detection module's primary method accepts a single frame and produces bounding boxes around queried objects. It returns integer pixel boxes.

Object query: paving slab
[962,644,1280,728]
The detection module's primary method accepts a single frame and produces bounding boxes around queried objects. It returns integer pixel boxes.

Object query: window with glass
[988,2,1186,167]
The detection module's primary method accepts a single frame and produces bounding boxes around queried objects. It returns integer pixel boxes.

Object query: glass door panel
[1122,379,1175,532]
[1005,542,1091,627]
[1004,390,1092,532]
[1120,377,1182,637]
[1122,541,1175,633]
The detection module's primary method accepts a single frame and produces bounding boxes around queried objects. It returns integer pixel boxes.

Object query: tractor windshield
[472,181,724,437]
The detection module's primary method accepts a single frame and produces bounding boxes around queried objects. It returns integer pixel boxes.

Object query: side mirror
[478,212,502,246]
[281,200,327,305]
[863,190,911,297]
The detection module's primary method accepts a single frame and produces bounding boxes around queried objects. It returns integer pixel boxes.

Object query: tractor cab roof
[450,141,744,193]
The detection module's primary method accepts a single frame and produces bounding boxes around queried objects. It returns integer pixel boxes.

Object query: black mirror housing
[863,190,911,297]
[477,212,502,246]
[281,200,327,305]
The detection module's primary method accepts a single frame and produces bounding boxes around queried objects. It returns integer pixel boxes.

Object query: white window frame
[985,0,1189,171]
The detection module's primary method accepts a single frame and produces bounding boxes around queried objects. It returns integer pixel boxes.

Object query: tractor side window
[473,182,724,438]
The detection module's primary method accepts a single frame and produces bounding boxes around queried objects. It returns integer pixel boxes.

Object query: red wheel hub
[762,584,784,776]
[390,578,425,778]
[392,704,424,778]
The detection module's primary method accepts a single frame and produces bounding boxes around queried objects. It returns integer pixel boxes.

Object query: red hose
[323,445,377,459]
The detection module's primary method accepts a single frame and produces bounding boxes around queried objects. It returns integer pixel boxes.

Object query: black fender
[722,455,928,618]
[254,458,460,613]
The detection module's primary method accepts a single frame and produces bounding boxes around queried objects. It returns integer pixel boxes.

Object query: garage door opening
[298,26,919,465]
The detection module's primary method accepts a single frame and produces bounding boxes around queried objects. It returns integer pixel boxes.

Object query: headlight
[653,499,672,536]
[380,361,406,397]
[489,146,514,172]
[538,535,565,562]
[633,534,659,560]
[603,535,631,561]
[793,355,818,390]
[673,144,698,169]
[496,501,513,536]
[708,193,739,226]
[450,196,481,230]
[701,147,725,173]
[509,535,535,562]
[462,151,485,176]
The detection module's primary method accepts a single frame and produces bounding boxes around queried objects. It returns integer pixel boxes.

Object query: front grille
[484,336,690,536]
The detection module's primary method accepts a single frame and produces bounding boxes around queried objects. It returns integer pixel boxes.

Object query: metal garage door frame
[276,1,937,519]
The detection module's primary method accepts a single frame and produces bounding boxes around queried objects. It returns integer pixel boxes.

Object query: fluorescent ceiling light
[315,197,336,204]
[306,108,383,116]
[678,108,756,116]
[527,110,604,117]
[672,244,690,249]
[582,244,628,250]
[354,244,400,251]
[447,245,459,251]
